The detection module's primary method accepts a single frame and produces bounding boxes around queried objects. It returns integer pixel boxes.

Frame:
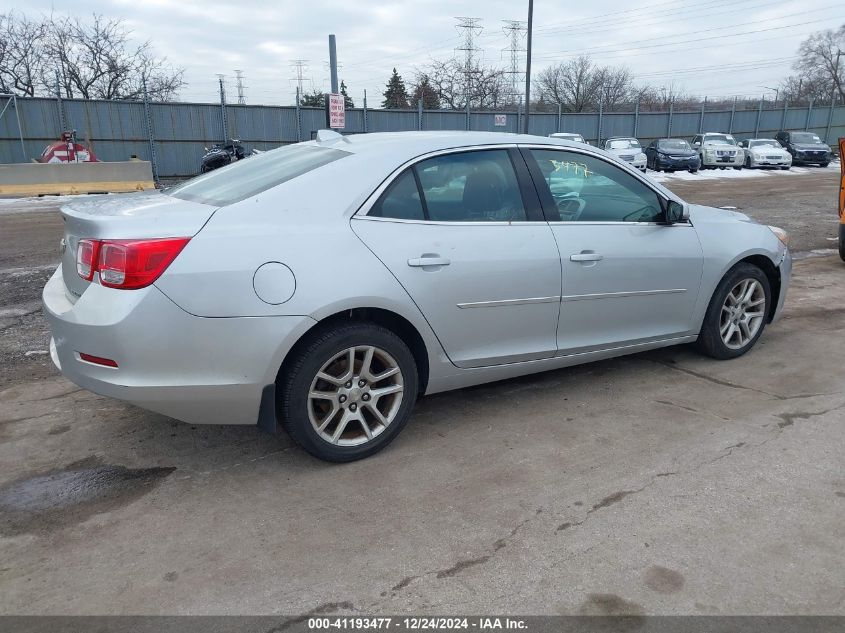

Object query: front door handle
[408,255,451,267]
[570,252,603,262]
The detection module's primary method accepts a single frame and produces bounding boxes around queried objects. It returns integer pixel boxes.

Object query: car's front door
[523,147,704,355]
[352,148,562,368]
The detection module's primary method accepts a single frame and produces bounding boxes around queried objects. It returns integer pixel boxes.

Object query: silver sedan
[44,131,792,462]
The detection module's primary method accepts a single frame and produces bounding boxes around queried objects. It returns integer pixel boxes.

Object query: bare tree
[45,14,184,101]
[791,25,844,103]
[535,56,604,112]
[0,11,48,96]
[422,58,508,109]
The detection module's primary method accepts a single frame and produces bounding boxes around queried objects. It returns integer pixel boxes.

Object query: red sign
[494,114,507,127]
[329,93,345,129]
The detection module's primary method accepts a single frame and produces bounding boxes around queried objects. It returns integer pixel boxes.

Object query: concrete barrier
[0,161,155,196]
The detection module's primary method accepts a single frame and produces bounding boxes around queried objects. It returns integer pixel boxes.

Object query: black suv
[774,131,832,167]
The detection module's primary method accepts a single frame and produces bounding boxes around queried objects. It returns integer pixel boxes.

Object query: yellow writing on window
[550,160,591,178]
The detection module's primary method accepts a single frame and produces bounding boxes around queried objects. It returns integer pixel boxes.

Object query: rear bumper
[43,265,314,425]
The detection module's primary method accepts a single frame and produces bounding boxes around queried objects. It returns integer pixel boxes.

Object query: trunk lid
[60,191,217,299]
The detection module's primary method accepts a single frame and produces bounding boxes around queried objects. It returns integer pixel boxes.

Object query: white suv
[692,133,743,170]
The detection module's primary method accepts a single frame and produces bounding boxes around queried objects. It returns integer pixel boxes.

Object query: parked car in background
[692,133,743,170]
[774,131,832,167]
[43,131,791,462]
[738,139,792,169]
[549,132,588,145]
[602,137,647,171]
[644,138,701,173]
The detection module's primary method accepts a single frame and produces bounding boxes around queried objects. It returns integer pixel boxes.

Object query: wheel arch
[734,254,781,323]
[275,306,432,397]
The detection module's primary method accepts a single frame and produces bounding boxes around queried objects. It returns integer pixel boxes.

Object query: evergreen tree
[300,89,326,107]
[382,68,410,109]
[340,80,354,109]
[412,75,440,109]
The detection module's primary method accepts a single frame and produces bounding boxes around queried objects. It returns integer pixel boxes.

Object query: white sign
[328,93,345,129]
[494,114,507,127]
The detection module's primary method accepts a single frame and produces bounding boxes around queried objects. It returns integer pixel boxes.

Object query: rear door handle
[570,252,603,262]
[408,255,451,267]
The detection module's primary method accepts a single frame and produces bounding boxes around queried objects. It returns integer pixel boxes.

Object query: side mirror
[665,200,689,224]
[693,141,701,147]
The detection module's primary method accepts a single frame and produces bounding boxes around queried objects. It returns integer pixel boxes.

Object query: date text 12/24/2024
[309,617,528,630]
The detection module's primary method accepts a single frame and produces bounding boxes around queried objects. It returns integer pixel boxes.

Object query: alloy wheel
[307,345,404,446]
[719,279,766,349]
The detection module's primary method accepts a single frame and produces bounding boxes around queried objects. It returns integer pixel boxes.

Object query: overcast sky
[5,0,844,106]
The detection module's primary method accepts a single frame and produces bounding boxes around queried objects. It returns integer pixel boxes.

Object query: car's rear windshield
[167,144,350,206]
[791,132,822,144]
[657,140,690,150]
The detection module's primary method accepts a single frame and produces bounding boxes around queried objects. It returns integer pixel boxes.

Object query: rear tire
[278,323,419,462]
[695,263,771,360]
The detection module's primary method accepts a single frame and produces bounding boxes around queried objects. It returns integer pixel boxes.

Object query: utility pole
[234,70,246,104]
[216,74,228,142]
[455,17,482,109]
[54,69,66,131]
[502,20,526,105]
[523,0,533,134]
[328,34,339,94]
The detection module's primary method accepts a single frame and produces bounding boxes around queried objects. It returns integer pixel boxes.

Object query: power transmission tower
[455,17,483,107]
[234,69,246,104]
[289,60,311,104]
[502,20,526,105]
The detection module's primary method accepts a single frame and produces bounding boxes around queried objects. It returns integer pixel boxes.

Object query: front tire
[695,263,771,360]
[821,162,830,168]
[278,323,419,462]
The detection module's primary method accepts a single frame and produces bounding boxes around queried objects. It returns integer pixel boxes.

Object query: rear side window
[416,150,527,222]
[167,144,349,206]
[369,169,425,220]
[368,149,528,222]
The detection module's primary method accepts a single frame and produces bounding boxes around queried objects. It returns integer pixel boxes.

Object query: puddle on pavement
[0,458,175,536]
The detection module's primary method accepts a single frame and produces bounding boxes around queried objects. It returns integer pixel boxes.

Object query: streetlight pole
[523,0,533,134]
[759,85,778,104]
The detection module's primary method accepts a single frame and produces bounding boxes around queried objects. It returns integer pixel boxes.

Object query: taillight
[76,239,100,281]
[75,237,190,289]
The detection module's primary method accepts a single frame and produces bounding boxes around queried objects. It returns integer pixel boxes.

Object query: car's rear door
[351,147,562,369]
[522,146,704,355]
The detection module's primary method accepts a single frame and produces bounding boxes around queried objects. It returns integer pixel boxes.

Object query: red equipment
[38,130,98,163]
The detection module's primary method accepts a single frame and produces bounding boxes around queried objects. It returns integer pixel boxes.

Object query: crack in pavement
[651,360,836,402]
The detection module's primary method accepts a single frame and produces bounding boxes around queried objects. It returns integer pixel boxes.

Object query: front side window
[168,144,349,207]
[530,149,664,223]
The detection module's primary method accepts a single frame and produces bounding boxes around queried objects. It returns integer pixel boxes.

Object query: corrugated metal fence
[1,95,843,177]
